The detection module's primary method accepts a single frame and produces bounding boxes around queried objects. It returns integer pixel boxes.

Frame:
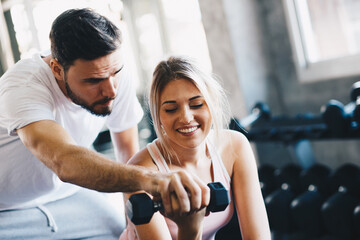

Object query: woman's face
[159,78,212,150]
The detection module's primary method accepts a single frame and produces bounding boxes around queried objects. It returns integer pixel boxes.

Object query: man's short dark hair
[49,8,122,71]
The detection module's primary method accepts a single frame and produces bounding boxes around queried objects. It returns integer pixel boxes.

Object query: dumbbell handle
[151,182,229,212]
[127,182,230,225]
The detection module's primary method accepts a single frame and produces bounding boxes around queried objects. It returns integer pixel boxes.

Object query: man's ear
[50,58,64,81]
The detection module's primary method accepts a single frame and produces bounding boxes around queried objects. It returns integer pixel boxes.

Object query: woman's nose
[179,107,194,123]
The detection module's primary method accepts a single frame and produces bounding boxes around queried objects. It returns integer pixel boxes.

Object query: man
[0,8,209,239]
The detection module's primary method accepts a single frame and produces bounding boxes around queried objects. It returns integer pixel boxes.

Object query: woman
[120,56,271,240]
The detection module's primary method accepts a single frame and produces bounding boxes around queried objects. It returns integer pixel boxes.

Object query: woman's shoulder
[127,145,158,170]
[212,129,250,149]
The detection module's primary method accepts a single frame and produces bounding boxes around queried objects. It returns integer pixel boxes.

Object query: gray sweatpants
[0,188,125,240]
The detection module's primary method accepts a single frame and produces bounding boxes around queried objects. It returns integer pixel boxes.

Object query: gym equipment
[244,113,327,142]
[264,164,302,234]
[229,102,271,135]
[289,164,331,237]
[327,163,360,198]
[320,163,360,240]
[321,190,358,240]
[265,184,296,234]
[354,204,360,239]
[352,81,360,125]
[258,164,277,198]
[273,163,302,194]
[126,182,230,225]
[354,102,360,124]
[229,82,360,143]
[350,81,360,103]
[298,163,331,195]
[320,99,354,138]
[313,82,360,139]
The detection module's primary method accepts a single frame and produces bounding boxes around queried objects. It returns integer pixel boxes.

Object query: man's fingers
[153,170,210,216]
[191,173,210,209]
[168,172,191,213]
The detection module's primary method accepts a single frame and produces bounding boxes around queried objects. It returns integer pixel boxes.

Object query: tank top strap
[206,138,231,186]
[146,139,171,173]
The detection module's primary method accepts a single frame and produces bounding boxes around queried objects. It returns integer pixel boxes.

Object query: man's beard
[64,78,114,117]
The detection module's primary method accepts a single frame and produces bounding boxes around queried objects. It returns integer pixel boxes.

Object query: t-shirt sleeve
[106,65,144,132]
[0,82,55,136]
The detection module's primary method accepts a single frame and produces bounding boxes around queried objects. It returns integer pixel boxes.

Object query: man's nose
[101,77,116,98]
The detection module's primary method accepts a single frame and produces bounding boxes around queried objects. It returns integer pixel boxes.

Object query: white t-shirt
[0,53,143,210]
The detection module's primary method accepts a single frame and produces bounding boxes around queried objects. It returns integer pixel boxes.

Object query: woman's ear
[50,58,64,81]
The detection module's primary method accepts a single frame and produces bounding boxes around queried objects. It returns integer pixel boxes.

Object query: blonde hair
[149,56,231,163]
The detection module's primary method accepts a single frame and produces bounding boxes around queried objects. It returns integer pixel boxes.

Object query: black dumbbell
[258,164,277,198]
[350,81,360,103]
[298,163,331,195]
[321,190,358,240]
[351,81,360,125]
[327,163,360,198]
[264,164,302,235]
[321,163,360,240]
[289,164,331,237]
[126,182,230,225]
[321,99,351,138]
[229,102,271,133]
[354,204,360,239]
[274,163,302,194]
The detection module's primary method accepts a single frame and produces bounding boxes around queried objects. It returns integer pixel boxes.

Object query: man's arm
[17,120,210,214]
[17,120,148,192]
[110,125,139,163]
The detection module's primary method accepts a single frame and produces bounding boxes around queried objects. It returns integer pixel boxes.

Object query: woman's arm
[226,130,271,240]
[124,150,206,240]
[110,126,140,163]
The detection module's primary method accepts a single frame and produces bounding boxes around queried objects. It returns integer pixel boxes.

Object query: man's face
[63,49,124,116]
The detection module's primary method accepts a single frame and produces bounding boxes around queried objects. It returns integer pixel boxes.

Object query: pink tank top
[119,138,234,240]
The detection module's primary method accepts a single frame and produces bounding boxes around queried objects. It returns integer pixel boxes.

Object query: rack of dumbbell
[230,81,360,142]
[224,81,360,240]
[258,162,360,240]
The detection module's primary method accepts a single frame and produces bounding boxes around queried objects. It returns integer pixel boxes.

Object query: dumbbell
[321,82,360,137]
[321,163,360,240]
[126,182,230,225]
[321,99,351,138]
[351,81,360,124]
[264,164,302,234]
[229,102,271,133]
[258,164,277,198]
[354,204,360,239]
[327,163,360,197]
[289,164,331,237]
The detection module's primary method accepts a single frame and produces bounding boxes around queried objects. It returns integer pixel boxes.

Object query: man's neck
[42,54,52,66]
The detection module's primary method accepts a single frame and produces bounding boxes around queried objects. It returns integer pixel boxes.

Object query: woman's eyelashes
[164,103,204,113]
[190,103,203,108]
[165,108,177,113]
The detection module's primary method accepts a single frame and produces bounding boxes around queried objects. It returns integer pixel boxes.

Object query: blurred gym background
[1,0,360,239]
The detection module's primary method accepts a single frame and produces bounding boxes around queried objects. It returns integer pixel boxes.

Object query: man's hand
[145,170,210,216]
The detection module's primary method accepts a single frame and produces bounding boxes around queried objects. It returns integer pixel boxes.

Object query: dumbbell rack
[243,114,360,142]
[228,82,360,240]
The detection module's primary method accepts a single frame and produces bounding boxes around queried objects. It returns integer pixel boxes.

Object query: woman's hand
[162,192,206,240]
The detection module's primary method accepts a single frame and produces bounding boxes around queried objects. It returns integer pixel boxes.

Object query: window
[2,0,123,60]
[283,0,360,82]
[122,0,211,94]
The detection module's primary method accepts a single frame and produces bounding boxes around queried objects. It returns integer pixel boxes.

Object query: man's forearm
[52,144,157,193]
